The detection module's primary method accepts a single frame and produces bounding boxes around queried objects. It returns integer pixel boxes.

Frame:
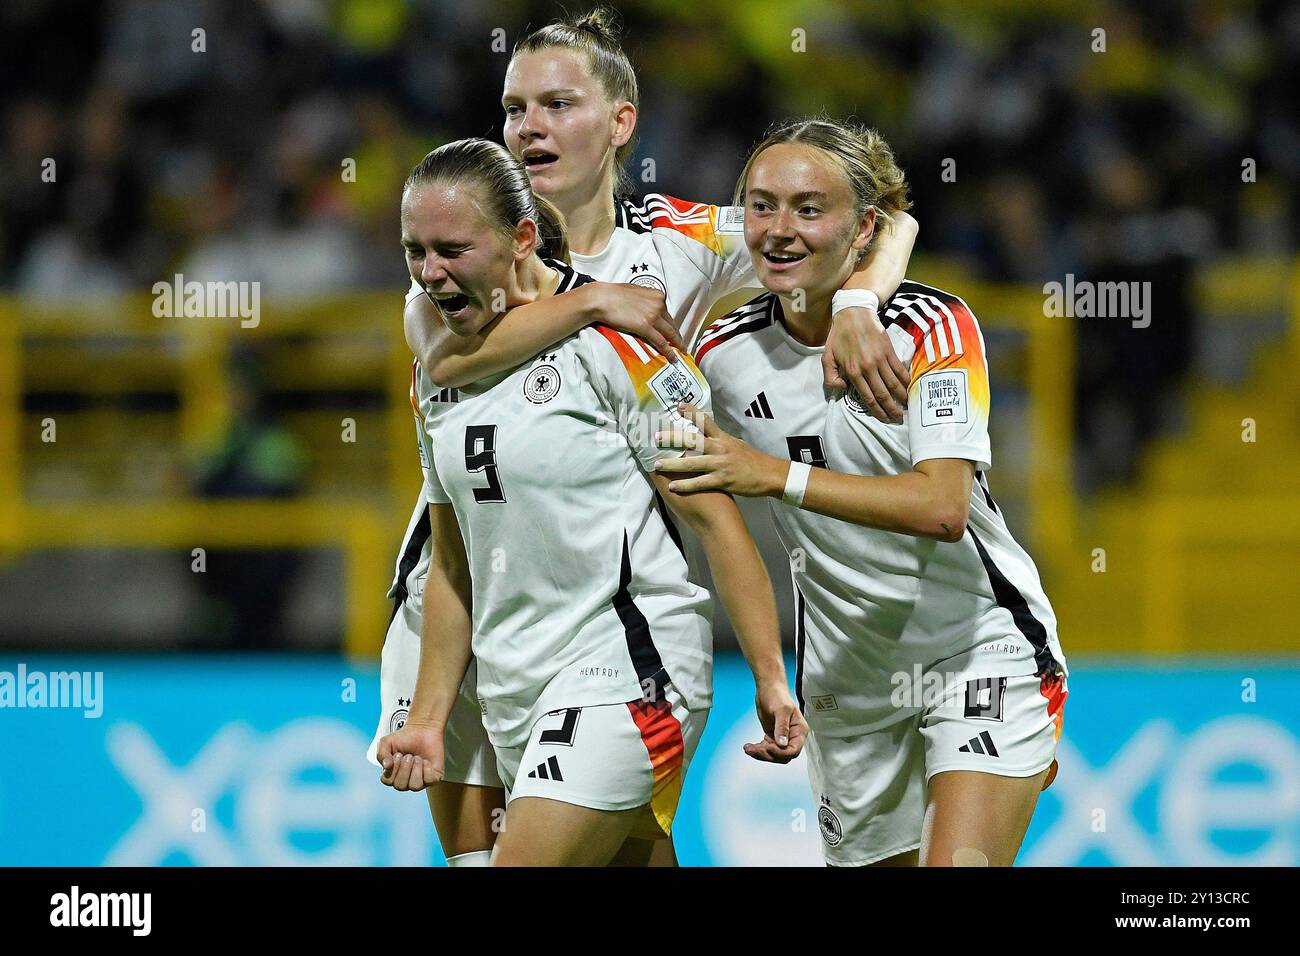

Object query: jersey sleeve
[896,294,992,471]
[410,360,451,503]
[578,325,713,473]
[645,195,756,301]
[708,204,756,296]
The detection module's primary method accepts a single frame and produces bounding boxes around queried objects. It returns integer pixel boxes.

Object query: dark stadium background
[1,0,1297,866]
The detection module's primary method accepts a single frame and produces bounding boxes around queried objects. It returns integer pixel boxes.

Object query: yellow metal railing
[1,294,417,656]
[20,500,391,654]
[1139,496,1300,655]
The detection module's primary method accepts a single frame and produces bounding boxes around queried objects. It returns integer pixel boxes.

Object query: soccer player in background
[376,138,805,866]
[369,7,918,866]
[659,119,1069,867]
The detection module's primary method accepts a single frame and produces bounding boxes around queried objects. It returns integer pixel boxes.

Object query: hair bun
[574,6,620,41]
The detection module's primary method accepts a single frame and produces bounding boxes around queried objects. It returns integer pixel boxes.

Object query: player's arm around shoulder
[405,279,591,388]
[826,209,920,422]
[407,281,683,389]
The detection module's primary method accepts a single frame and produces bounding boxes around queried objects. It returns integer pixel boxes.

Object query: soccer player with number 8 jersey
[662,119,1069,867]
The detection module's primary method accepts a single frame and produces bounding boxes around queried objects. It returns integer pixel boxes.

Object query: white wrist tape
[831,289,880,316]
[782,461,812,508]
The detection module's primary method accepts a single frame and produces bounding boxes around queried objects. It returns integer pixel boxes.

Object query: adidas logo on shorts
[527,755,564,781]
[958,730,1000,757]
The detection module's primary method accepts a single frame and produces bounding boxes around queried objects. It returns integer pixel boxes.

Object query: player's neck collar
[772,294,831,353]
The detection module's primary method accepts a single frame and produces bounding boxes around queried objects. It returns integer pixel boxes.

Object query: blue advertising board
[1,656,1296,865]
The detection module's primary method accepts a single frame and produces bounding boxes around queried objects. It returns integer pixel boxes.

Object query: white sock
[445,849,492,867]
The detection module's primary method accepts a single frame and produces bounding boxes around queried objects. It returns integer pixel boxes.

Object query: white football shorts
[807,668,1068,866]
[493,683,707,840]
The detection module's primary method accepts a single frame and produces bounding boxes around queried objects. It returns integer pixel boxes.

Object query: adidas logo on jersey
[432,387,459,403]
[743,391,774,419]
[957,731,1000,757]
[526,755,564,781]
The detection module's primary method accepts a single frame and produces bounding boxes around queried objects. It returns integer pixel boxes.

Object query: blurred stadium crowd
[2,0,1298,648]
[4,0,1298,480]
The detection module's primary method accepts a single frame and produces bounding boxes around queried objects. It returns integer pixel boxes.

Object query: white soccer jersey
[387,193,754,611]
[695,281,1068,737]
[414,260,715,749]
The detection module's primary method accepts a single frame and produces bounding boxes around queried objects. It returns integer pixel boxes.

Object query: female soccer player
[659,119,1069,867]
[376,138,805,866]
[370,7,918,866]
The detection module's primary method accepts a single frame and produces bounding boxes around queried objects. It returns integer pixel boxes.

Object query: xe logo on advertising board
[0,661,1294,867]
